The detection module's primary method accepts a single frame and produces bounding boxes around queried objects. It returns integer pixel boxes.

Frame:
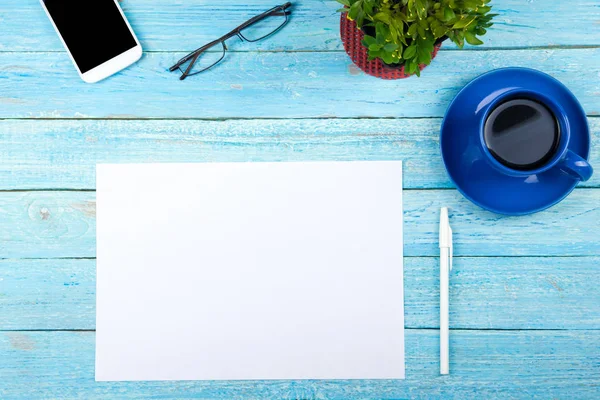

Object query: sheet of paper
[95,161,404,381]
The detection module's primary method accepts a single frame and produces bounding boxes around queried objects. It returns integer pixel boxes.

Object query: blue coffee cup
[478,89,593,181]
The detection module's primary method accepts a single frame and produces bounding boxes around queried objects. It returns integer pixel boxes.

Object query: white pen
[439,207,453,375]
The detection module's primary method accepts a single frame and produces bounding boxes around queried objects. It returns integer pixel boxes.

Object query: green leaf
[367,52,380,61]
[356,10,365,27]
[418,35,434,52]
[403,45,417,59]
[455,30,465,47]
[373,12,391,24]
[415,0,427,19]
[433,26,447,38]
[408,23,418,36]
[369,43,383,51]
[406,59,419,76]
[453,16,476,29]
[388,25,399,42]
[361,35,377,46]
[412,63,419,75]
[375,22,387,44]
[417,46,432,65]
[384,43,399,52]
[335,0,350,6]
[399,34,408,46]
[382,52,395,64]
[462,0,479,11]
[363,0,374,15]
[348,1,360,22]
[464,31,484,45]
[443,7,456,21]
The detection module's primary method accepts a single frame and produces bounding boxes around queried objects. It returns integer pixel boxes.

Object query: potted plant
[337,0,496,78]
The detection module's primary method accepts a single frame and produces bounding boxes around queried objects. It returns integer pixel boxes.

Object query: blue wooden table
[1,0,600,398]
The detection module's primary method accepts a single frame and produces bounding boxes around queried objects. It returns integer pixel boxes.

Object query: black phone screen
[43,0,137,73]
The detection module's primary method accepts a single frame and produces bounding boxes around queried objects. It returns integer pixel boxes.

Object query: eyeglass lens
[181,42,227,77]
[239,8,289,42]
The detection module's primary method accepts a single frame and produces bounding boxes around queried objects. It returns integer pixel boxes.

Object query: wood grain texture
[2,0,599,52]
[1,189,600,259]
[1,49,599,119]
[2,257,599,331]
[2,0,600,397]
[0,259,96,331]
[1,119,599,191]
[1,330,599,399]
[0,192,96,259]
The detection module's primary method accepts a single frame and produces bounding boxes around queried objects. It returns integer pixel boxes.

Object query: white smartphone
[40,0,142,83]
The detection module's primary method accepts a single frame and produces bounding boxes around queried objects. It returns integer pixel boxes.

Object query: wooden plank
[0,119,445,190]
[0,191,96,259]
[1,189,600,259]
[1,119,599,191]
[2,0,599,52]
[0,259,96,331]
[1,257,598,331]
[1,49,599,119]
[1,330,598,398]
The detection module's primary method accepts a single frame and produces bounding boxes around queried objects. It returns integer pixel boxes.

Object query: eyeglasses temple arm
[178,51,202,80]
[235,3,292,32]
[169,40,223,71]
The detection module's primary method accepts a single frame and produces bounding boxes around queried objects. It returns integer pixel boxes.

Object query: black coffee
[484,98,560,170]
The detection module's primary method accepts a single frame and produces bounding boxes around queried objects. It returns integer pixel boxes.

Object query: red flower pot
[340,13,442,80]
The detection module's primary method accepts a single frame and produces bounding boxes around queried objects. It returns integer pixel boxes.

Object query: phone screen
[43,0,137,73]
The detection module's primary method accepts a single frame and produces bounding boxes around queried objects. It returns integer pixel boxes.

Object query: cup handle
[558,150,593,181]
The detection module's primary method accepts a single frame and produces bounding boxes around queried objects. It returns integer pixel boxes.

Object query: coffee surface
[484,98,560,170]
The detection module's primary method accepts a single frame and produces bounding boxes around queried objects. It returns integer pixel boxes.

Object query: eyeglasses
[170,2,293,80]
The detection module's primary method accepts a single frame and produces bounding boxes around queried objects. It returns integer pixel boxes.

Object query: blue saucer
[441,67,591,215]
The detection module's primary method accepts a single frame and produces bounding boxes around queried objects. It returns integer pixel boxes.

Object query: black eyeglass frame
[169,2,292,80]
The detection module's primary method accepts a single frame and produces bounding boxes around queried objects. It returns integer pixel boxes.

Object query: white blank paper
[95,161,404,381]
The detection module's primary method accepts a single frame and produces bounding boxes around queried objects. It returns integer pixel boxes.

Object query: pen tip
[440,207,448,220]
